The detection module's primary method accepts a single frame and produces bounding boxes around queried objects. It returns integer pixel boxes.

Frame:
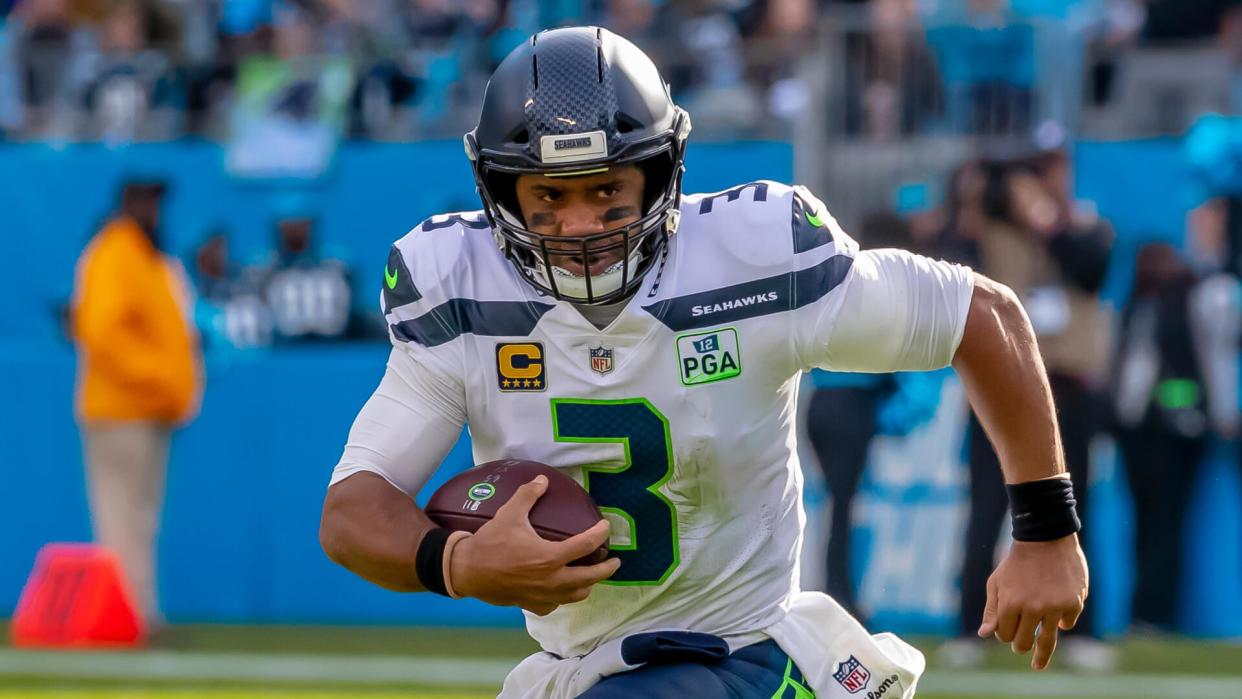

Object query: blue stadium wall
[1,140,1238,637]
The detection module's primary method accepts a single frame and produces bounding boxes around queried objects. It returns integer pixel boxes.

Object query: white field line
[0,650,514,687]
[918,670,1242,698]
[0,650,1240,697]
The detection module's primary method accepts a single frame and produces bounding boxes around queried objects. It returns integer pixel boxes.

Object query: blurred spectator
[193,230,236,304]
[1226,7,1242,112]
[1082,0,1144,109]
[1102,0,1240,135]
[403,0,465,42]
[71,179,202,626]
[79,0,172,141]
[1113,242,1241,632]
[191,231,274,350]
[926,0,1036,135]
[11,0,84,135]
[1185,117,1242,268]
[841,0,944,139]
[649,1,762,135]
[258,207,355,341]
[602,0,657,41]
[736,0,815,124]
[925,158,986,266]
[941,146,1115,671]
[225,3,354,176]
[1140,0,1240,42]
[0,11,22,133]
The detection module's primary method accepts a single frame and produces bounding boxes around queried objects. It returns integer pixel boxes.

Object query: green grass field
[2,624,1240,698]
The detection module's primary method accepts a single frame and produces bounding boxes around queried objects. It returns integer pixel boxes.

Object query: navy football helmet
[464,27,691,304]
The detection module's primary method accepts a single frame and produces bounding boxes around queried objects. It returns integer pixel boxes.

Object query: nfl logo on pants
[589,346,613,374]
[833,655,871,694]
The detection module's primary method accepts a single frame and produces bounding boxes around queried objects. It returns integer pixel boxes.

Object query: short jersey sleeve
[328,230,468,495]
[329,344,466,495]
[795,247,975,373]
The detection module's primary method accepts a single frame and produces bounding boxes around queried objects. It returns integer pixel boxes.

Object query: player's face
[514,165,646,277]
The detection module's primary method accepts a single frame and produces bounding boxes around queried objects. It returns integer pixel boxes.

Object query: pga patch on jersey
[675,328,741,386]
[832,655,872,694]
[496,342,547,392]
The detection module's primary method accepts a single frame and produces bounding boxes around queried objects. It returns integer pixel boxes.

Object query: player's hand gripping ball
[426,459,609,565]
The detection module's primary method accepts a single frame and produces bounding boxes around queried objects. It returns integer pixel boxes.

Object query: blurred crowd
[0,0,824,141]
[836,0,1242,140]
[0,0,1239,143]
[65,181,377,353]
[186,196,379,350]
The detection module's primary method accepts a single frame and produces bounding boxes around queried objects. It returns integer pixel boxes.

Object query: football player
[320,27,1088,699]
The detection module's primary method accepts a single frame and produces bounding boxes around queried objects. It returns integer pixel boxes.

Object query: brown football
[425,459,609,565]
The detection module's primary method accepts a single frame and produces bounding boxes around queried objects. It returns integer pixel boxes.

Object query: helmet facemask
[474,148,682,305]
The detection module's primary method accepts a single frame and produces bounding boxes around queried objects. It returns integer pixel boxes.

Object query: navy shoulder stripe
[391,299,555,347]
[642,254,853,331]
[791,187,835,253]
[382,245,422,312]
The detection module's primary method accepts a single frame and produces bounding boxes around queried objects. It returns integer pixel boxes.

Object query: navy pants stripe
[576,639,813,698]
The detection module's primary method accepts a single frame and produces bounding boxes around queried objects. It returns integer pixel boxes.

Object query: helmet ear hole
[638,151,674,212]
[616,113,642,134]
[483,170,523,224]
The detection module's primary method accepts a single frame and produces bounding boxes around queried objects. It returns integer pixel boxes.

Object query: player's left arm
[952,273,1087,673]
[802,246,1086,672]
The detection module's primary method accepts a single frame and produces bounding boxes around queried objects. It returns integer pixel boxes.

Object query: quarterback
[321,27,1088,699]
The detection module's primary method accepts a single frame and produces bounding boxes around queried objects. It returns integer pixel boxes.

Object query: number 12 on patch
[675,327,742,386]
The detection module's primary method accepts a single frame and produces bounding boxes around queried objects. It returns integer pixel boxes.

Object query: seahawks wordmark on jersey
[332,181,974,660]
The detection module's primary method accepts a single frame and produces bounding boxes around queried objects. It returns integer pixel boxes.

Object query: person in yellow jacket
[72,180,202,626]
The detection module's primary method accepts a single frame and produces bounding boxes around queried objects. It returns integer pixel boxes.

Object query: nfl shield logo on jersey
[589,346,614,374]
[832,655,871,694]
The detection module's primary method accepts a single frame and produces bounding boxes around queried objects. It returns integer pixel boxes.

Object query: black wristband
[415,527,452,596]
[1007,477,1082,542]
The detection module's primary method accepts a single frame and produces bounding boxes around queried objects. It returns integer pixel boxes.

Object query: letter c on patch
[498,343,543,379]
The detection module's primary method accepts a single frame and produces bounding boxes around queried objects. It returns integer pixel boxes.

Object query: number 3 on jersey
[551,399,679,585]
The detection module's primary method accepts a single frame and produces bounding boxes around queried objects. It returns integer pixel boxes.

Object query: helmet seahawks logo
[539,131,607,164]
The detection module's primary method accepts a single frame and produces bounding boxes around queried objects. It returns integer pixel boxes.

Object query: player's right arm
[319,234,617,612]
[318,342,465,593]
[320,347,618,611]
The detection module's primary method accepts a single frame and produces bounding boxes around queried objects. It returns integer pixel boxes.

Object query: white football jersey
[331,180,974,658]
